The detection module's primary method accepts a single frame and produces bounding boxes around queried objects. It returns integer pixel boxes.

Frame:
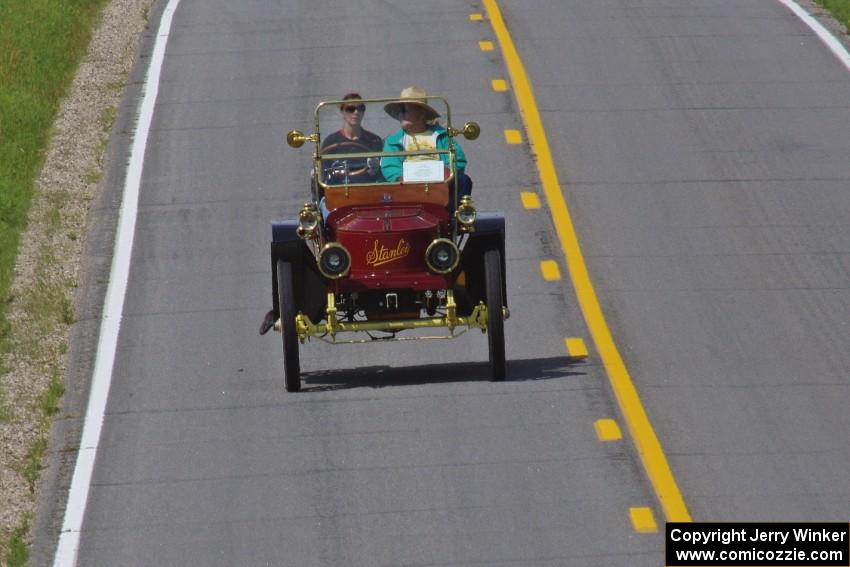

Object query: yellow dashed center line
[594,419,623,441]
[483,0,691,523]
[520,191,540,209]
[469,13,484,21]
[504,129,522,144]
[564,337,588,359]
[479,40,494,51]
[491,79,509,92]
[539,260,561,281]
[629,507,659,533]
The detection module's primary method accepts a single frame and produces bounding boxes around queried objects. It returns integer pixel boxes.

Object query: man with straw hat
[381,86,472,205]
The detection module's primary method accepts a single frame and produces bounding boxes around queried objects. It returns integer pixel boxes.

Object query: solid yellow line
[483,0,691,523]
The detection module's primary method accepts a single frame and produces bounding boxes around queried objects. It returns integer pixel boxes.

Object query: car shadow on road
[301,355,587,392]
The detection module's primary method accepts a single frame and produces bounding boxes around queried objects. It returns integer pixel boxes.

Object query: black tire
[484,248,506,381]
[276,260,301,392]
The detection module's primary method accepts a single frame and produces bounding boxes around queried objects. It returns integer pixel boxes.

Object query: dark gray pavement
[63,1,663,566]
[41,0,850,565]
[497,0,850,521]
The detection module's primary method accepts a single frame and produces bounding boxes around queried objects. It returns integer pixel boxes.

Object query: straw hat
[384,86,441,121]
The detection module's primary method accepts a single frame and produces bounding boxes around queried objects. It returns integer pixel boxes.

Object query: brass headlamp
[455,195,477,232]
[447,122,481,140]
[286,130,318,148]
[297,202,321,239]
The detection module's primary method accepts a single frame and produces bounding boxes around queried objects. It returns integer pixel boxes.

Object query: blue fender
[270,219,326,323]
[459,212,507,311]
[272,220,299,243]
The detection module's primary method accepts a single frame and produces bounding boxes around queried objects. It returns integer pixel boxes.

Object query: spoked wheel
[276,260,301,392]
[484,248,506,381]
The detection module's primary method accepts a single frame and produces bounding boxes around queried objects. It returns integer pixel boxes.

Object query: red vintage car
[269,95,507,391]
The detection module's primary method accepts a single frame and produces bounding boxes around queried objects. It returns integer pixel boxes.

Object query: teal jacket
[380,125,466,182]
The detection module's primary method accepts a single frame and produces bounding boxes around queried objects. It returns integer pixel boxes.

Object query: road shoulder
[0,0,155,563]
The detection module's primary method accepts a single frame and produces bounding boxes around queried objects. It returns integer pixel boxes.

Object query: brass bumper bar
[294,290,490,343]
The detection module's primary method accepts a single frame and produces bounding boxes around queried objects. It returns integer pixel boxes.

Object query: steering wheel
[321,140,374,179]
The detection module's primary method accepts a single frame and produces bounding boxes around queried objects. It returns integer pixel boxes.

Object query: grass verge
[0,0,109,370]
[3,517,29,567]
[0,0,110,562]
[816,0,850,31]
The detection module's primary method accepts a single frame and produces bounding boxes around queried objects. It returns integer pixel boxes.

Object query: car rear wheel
[276,260,301,392]
[484,248,506,381]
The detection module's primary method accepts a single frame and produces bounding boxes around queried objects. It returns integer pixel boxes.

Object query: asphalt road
[39,0,850,565]
[501,0,850,522]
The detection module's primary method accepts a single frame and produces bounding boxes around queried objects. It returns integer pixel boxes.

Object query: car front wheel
[276,259,301,392]
[484,248,506,381]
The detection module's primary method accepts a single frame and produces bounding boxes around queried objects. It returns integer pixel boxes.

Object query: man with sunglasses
[320,92,383,184]
[261,93,382,335]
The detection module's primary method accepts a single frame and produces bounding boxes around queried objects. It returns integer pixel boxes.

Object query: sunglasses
[343,105,365,113]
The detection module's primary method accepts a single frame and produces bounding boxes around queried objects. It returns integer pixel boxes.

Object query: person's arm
[380,131,404,182]
[319,131,342,183]
[438,127,466,177]
[453,137,467,177]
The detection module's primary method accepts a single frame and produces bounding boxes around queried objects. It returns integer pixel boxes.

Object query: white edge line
[777,0,850,72]
[52,0,182,565]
